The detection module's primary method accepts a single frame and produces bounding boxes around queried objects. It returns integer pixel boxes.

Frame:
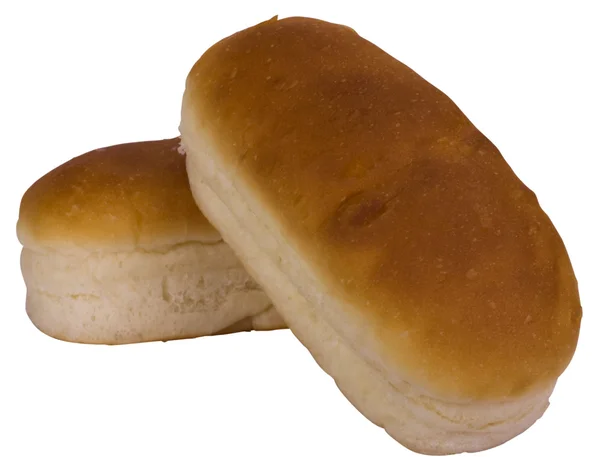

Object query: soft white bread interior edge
[21,240,283,344]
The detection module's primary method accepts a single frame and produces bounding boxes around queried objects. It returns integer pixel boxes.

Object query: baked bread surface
[18,138,220,252]
[182,16,581,400]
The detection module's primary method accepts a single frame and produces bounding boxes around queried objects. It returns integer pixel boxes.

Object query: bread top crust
[18,138,221,252]
[183,17,581,400]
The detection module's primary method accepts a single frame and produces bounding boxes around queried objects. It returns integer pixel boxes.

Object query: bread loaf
[180,17,581,454]
[18,138,285,344]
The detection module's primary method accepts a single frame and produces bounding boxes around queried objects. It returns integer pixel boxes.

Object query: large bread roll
[17,138,285,344]
[180,17,582,454]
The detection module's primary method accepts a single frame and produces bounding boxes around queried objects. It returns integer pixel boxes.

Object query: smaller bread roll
[17,138,285,344]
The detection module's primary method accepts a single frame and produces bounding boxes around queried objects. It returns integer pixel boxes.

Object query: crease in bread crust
[181,123,555,455]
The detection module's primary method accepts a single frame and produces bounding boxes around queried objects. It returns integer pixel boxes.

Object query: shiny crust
[18,138,221,252]
[182,17,581,399]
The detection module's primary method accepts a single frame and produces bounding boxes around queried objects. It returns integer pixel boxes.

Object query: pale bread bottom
[182,130,554,455]
[21,241,285,345]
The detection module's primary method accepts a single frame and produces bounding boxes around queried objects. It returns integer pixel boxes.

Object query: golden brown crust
[184,17,581,399]
[18,138,220,251]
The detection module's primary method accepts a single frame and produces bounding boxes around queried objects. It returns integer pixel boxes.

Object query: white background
[1,1,598,472]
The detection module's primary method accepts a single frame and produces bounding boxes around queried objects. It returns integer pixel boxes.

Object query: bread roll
[17,138,285,344]
[180,17,582,454]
